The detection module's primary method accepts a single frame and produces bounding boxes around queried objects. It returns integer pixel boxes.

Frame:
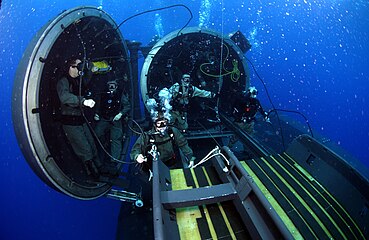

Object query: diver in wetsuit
[130,112,195,170]
[94,79,131,175]
[229,86,270,148]
[56,58,101,178]
[168,73,217,131]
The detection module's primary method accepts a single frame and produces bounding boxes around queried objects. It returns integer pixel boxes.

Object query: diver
[228,86,270,148]
[167,73,217,131]
[130,112,195,170]
[130,89,196,171]
[94,79,131,176]
[128,98,196,214]
[56,58,102,178]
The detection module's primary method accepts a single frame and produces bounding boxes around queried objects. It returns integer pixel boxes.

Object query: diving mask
[155,120,168,135]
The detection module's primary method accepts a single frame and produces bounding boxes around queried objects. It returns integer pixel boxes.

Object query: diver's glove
[136,154,147,163]
[188,156,196,168]
[211,92,220,98]
[83,99,95,108]
[94,114,100,121]
[113,112,123,121]
[264,112,271,123]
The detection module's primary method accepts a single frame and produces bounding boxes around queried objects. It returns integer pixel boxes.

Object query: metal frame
[150,140,293,239]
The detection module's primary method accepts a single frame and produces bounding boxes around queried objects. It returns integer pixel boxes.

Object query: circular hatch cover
[140,27,250,130]
[12,6,132,200]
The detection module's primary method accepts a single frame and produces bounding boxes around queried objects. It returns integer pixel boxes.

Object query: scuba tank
[77,60,112,75]
[89,60,112,74]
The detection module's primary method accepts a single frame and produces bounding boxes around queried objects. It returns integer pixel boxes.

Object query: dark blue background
[1,0,368,239]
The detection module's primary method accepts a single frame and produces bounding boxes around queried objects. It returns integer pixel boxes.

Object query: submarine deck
[166,150,365,239]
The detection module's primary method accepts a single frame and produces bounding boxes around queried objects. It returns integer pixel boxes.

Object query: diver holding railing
[130,88,196,172]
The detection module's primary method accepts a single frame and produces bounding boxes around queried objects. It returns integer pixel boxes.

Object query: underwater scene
[1,0,368,239]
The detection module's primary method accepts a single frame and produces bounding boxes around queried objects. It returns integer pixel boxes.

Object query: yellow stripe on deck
[170,169,202,240]
[240,161,304,239]
[268,155,346,239]
[281,153,365,240]
[190,168,218,240]
[202,168,237,240]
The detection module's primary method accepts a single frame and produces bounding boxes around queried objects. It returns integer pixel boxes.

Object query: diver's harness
[234,108,256,123]
[145,127,178,165]
[138,129,176,181]
[58,76,89,125]
[171,84,194,113]
[233,98,263,124]
[147,127,175,148]
[98,89,123,120]
[67,75,87,96]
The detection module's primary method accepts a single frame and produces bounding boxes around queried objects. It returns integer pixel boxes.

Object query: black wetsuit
[233,92,267,123]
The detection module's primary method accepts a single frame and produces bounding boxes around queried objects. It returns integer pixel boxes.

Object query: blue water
[0,0,368,239]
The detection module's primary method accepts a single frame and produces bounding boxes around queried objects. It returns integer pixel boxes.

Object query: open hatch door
[12,6,133,200]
